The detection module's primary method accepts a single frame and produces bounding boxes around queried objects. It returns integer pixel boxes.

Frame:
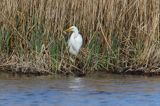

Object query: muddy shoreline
[1,63,160,77]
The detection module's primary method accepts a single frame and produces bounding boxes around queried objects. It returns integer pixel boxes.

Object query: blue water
[0,74,160,106]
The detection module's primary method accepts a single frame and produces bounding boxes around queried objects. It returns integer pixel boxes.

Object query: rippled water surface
[0,73,160,106]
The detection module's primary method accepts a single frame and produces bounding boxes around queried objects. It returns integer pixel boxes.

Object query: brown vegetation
[0,0,159,76]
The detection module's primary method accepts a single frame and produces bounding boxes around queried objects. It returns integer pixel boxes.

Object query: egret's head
[64,26,79,33]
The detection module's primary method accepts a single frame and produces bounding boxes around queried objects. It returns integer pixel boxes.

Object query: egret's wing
[71,34,82,53]
[74,34,83,47]
[68,33,83,54]
[71,44,77,51]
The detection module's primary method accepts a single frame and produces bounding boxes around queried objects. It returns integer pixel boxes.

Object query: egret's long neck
[74,30,79,35]
[73,29,79,34]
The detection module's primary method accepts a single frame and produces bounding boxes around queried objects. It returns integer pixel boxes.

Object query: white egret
[64,26,83,56]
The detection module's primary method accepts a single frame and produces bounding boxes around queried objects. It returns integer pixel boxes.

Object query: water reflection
[0,73,160,106]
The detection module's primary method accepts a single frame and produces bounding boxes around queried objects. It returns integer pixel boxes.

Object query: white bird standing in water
[64,26,83,56]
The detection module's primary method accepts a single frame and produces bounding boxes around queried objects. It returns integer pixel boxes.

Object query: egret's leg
[69,56,74,63]
[69,55,77,67]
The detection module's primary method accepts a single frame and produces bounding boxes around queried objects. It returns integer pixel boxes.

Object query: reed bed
[0,0,159,76]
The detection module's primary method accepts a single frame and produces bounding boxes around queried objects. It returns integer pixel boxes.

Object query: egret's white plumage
[64,26,83,55]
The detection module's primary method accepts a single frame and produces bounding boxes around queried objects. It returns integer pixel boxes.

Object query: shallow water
[0,73,160,106]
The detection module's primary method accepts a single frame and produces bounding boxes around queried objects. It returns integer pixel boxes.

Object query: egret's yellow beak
[64,27,72,33]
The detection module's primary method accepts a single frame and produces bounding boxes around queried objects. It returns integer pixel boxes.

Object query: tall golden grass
[0,0,159,75]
